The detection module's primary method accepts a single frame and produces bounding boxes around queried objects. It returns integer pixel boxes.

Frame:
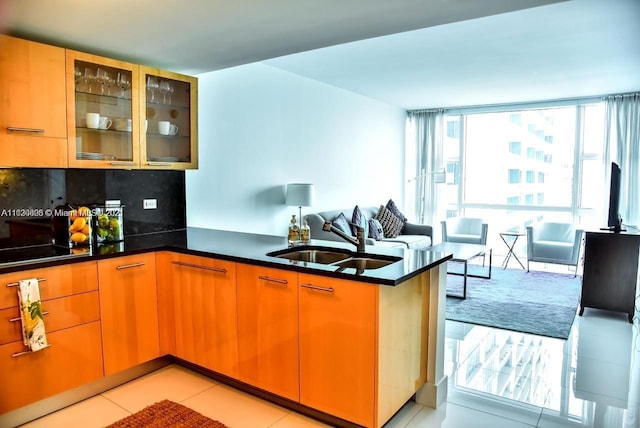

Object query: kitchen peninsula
[0,228,451,428]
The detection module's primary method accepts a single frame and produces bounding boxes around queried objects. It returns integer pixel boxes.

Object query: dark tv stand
[580,230,639,323]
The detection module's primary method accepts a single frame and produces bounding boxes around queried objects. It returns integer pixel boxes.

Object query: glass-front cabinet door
[66,51,140,168]
[140,67,198,169]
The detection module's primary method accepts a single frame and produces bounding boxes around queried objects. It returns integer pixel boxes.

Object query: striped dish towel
[18,279,48,352]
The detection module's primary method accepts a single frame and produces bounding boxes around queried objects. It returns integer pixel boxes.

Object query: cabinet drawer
[0,261,98,310]
[0,135,68,168]
[0,321,104,414]
[0,291,100,346]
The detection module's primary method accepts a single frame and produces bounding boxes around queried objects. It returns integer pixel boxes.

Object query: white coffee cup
[145,119,148,134]
[158,121,178,136]
[86,113,100,129]
[98,116,112,130]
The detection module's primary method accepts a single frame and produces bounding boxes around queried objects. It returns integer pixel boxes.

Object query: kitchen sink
[267,246,352,264]
[266,246,402,270]
[332,256,401,270]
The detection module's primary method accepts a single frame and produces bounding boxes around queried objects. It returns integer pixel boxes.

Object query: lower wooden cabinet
[298,273,377,427]
[236,264,299,401]
[168,253,238,378]
[0,261,103,414]
[98,253,159,376]
[0,321,103,414]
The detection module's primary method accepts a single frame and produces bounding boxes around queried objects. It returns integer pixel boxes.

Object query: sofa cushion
[351,205,369,237]
[368,218,384,240]
[332,212,353,236]
[386,199,407,227]
[375,205,404,238]
[381,234,431,249]
[446,233,483,244]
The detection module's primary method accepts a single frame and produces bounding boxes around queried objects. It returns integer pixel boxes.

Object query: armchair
[526,222,583,275]
[441,217,488,245]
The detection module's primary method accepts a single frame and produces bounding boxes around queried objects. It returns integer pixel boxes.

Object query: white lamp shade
[286,183,315,207]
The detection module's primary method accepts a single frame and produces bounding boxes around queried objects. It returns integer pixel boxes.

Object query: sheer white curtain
[405,109,445,227]
[604,93,640,228]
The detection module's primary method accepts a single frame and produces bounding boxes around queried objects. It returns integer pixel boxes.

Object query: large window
[441,102,606,239]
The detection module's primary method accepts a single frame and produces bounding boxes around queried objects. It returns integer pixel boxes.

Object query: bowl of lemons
[68,206,93,246]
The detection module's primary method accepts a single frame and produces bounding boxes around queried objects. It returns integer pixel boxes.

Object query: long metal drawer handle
[6,278,47,288]
[171,261,227,273]
[116,262,146,270]
[12,344,52,358]
[300,283,334,293]
[110,161,137,166]
[9,311,50,323]
[147,162,172,167]
[258,275,288,285]
[6,127,45,134]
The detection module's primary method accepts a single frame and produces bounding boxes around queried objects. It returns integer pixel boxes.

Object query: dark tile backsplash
[0,168,185,248]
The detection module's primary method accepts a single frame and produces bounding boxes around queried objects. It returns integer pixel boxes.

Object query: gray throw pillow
[351,205,369,237]
[331,212,353,236]
[368,218,384,240]
[375,205,404,238]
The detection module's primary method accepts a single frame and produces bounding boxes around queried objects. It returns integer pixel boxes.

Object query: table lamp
[286,183,316,230]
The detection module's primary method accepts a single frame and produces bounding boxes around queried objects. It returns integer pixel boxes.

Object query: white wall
[186,63,406,235]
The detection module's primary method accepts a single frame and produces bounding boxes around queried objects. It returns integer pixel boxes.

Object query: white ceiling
[4,0,640,110]
[265,0,640,109]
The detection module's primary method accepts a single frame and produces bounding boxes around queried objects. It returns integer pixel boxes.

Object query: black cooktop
[0,244,89,268]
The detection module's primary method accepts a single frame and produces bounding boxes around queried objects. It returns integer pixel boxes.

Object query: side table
[499,231,525,269]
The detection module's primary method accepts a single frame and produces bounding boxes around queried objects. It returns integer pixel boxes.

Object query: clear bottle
[288,214,300,244]
[300,217,310,243]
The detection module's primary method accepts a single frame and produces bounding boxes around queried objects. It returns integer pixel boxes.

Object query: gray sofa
[305,206,433,249]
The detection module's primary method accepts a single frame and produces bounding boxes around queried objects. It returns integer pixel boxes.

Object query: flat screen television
[605,161,624,232]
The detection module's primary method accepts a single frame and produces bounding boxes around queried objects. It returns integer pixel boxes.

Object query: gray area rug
[445,264,581,339]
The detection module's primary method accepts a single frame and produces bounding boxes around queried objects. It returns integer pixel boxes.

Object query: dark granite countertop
[0,228,452,286]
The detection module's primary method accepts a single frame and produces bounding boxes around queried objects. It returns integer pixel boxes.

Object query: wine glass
[166,84,174,105]
[74,66,82,86]
[104,73,116,96]
[146,76,159,103]
[116,72,131,97]
[95,68,109,95]
[159,81,173,104]
[83,67,95,93]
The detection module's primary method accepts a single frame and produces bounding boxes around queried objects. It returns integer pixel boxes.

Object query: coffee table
[428,242,492,299]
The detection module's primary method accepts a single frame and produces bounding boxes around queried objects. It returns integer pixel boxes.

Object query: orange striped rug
[106,399,228,428]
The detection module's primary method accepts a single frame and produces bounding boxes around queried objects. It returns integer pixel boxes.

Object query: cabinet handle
[116,262,145,270]
[171,261,227,273]
[109,161,137,166]
[9,311,50,323]
[6,127,45,134]
[6,278,47,288]
[258,275,288,285]
[300,283,334,293]
[12,344,52,358]
[147,162,172,167]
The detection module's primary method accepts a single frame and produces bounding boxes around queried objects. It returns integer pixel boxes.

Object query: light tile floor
[20,261,640,428]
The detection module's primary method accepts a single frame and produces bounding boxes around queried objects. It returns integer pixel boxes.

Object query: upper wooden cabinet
[64,48,197,170]
[0,35,68,167]
[140,67,198,169]
[66,50,141,169]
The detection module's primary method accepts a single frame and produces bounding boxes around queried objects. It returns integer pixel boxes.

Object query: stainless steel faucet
[322,221,366,253]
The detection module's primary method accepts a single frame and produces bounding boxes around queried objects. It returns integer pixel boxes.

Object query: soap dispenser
[288,214,300,244]
[300,217,310,243]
